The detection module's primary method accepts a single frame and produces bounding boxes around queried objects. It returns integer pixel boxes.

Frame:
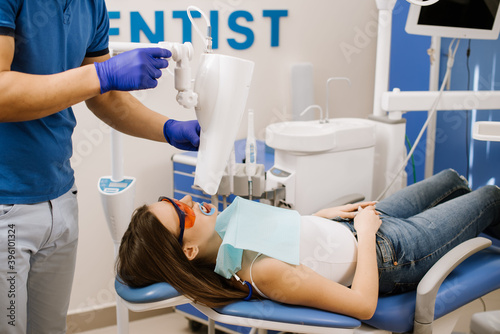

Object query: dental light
[158,6,255,196]
[183,6,255,195]
[106,8,254,196]
[157,5,212,110]
[193,52,254,195]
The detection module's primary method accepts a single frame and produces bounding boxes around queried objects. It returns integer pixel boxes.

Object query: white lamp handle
[111,129,124,182]
[407,0,439,6]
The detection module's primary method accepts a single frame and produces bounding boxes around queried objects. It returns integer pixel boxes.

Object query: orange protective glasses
[158,197,196,245]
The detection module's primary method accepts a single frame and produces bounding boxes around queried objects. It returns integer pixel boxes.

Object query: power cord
[405,135,417,184]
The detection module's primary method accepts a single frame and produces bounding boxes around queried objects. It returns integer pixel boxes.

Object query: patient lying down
[117,169,500,320]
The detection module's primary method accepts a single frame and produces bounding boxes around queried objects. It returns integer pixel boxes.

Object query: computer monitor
[405,0,500,40]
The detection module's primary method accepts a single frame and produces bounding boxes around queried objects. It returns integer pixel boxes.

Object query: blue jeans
[340,169,500,295]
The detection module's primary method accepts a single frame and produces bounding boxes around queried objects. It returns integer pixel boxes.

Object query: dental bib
[214,197,301,279]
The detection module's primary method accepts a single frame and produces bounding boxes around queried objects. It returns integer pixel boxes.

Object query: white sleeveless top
[249,215,358,298]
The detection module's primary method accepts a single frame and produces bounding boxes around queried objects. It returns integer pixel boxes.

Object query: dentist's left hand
[94,48,172,94]
[163,119,201,151]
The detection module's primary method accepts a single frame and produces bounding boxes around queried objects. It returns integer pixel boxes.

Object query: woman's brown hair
[116,204,249,307]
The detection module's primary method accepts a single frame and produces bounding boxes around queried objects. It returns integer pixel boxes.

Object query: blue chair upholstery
[115,280,182,304]
[213,300,361,329]
[365,248,500,333]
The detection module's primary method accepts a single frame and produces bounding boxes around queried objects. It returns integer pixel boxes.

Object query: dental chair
[114,234,500,334]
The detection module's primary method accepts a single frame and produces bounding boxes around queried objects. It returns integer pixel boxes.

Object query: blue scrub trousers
[340,169,500,295]
[0,186,79,334]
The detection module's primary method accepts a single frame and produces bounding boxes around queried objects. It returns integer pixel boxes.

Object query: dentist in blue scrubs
[0,1,200,333]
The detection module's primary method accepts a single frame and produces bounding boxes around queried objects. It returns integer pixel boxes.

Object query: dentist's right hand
[94,48,172,94]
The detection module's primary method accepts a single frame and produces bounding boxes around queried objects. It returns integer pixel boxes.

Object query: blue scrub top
[0,0,109,204]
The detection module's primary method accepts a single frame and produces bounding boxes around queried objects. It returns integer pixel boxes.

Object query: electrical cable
[186,6,212,52]
[405,135,417,184]
[376,38,461,201]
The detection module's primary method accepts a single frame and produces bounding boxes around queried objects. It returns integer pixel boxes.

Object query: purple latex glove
[94,48,172,94]
[163,119,201,151]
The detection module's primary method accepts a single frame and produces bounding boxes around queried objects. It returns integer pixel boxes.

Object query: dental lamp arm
[158,41,198,109]
[84,54,200,150]
[94,48,171,94]
[107,41,198,110]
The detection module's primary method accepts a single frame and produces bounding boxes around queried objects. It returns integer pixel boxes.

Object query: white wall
[68,0,378,315]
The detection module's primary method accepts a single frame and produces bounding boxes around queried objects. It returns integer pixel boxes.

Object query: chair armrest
[308,193,365,215]
[413,237,492,334]
[323,193,366,207]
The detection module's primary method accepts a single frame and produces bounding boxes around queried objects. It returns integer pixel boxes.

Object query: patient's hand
[354,205,381,236]
[313,201,377,220]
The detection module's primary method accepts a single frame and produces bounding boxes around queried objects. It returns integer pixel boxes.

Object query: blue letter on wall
[131,11,164,43]
[173,10,201,43]
[263,10,288,47]
[210,10,219,50]
[108,11,120,36]
[228,11,254,50]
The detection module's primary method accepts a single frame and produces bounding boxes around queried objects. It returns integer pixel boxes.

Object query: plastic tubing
[376,38,460,201]
[187,5,212,52]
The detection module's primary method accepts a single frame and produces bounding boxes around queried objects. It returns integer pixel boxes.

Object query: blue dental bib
[214,197,301,279]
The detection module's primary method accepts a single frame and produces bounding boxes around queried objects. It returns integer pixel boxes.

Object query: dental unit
[98,1,500,333]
